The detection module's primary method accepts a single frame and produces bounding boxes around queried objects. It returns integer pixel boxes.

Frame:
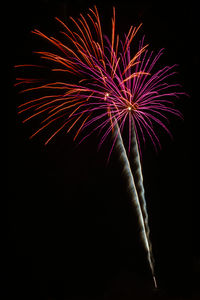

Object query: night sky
[6,1,197,299]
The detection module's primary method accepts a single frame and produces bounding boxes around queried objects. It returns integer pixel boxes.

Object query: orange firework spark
[15,6,147,146]
[15,7,187,290]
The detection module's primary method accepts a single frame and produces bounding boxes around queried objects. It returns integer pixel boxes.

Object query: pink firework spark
[14,7,148,147]
[15,6,187,289]
[15,7,183,157]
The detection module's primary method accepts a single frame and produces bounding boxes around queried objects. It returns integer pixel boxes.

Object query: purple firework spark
[15,6,186,288]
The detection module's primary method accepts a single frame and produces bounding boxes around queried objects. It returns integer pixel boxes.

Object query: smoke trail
[113,123,157,288]
[130,120,154,268]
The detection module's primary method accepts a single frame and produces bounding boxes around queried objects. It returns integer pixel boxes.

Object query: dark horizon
[6,1,196,299]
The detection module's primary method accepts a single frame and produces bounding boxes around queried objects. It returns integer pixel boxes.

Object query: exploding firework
[15,6,185,288]
[15,7,149,147]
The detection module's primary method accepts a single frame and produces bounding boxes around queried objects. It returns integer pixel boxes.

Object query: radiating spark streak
[18,95,63,108]
[29,113,67,139]
[123,23,143,56]
[19,82,70,94]
[44,124,68,145]
[122,45,148,75]
[73,113,92,141]
[87,6,105,68]
[39,100,86,124]
[14,64,45,68]
[22,107,51,123]
[79,15,99,59]
[67,112,85,133]
[120,71,150,84]
[93,6,104,53]
[15,78,43,86]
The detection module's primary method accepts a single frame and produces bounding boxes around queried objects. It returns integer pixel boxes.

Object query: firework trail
[129,119,156,285]
[15,6,185,288]
[113,121,157,288]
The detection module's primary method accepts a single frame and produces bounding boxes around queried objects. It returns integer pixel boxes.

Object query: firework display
[15,6,185,288]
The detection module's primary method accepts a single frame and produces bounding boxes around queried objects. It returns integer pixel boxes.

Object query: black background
[6,0,197,299]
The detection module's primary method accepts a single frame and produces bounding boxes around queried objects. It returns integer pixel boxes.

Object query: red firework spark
[15,6,184,156]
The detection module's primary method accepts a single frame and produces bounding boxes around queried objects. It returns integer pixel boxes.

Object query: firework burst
[15,7,150,147]
[15,6,185,289]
